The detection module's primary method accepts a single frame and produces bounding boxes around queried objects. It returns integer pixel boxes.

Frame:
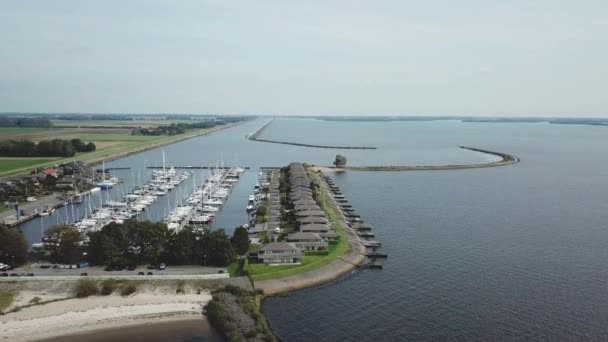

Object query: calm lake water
[19,118,608,341]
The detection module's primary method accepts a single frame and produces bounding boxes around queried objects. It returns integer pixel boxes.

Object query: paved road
[0,273,230,282]
[5,264,226,276]
[1,193,64,225]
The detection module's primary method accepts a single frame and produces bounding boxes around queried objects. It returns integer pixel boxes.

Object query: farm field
[0,121,247,177]
[52,119,196,128]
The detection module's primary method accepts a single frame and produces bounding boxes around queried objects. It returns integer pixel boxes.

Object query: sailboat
[97,161,116,190]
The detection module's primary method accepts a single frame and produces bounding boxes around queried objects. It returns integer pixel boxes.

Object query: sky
[0,1,607,117]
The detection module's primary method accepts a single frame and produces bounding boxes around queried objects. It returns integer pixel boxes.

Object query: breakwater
[248,119,377,150]
[314,146,519,172]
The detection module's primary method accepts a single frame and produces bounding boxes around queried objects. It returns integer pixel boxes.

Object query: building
[258,242,303,264]
[286,232,327,250]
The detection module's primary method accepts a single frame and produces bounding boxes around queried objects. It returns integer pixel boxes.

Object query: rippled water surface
[18,118,608,341]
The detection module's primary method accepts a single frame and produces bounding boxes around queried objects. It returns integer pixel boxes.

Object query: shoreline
[0,292,212,342]
[248,119,377,150]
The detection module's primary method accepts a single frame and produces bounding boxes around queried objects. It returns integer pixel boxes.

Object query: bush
[29,297,42,304]
[176,280,185,294]
[120,283,137,296]
[73,279,99,298]
[101,279,118,295]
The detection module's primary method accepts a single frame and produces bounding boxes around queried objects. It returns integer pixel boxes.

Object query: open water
[20,118,608,341]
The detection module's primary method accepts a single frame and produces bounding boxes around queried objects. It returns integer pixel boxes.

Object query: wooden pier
[322,174,388,264]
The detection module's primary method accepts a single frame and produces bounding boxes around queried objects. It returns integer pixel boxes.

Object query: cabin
[286,232,327,250]
[293,199,317,206]
[258,242,303,264]
[300,224,331,234]
[295,210,326,217]
[294,204,322,212]
[298,216,329,225]
[43,168,59,178]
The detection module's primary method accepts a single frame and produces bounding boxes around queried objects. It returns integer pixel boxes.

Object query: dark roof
[294,204,322,212]
[287,232,322,241]
[293,199,316,205]
[259,242,299,252]
[295,210,326,217]
[300,224,330,232]
[298,216,329,224]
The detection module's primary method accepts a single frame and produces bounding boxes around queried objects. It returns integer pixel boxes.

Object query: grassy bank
[0,157,60,173]
[247,170,349,282]
[205,285,275,342]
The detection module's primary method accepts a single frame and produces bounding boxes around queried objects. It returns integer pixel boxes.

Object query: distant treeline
[54,114,133,121]
[131,117,248,136]
[0,117,52,128]
[0,139,96,157]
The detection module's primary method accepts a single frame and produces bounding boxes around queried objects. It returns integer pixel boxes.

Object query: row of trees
[131,117,249,136]
[34,221,250,267]
[0,139,96,157]
[0,117,52,127]
[131,123,186,136]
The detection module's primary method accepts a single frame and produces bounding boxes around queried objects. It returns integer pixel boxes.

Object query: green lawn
[0,290,15,312]
[0,127,50,135]
[0,157,60,173]
[248,171,349,282]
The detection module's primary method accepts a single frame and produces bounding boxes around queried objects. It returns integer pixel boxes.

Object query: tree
[0,225,29,266]
[85,142,96,152]
[70,139,86,152]
[202,230,236,266]
[333,154,347,168]
[231,226,250,255]
[43,225,84,264]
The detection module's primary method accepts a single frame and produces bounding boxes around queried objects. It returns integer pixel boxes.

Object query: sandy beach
[0,292,212,342]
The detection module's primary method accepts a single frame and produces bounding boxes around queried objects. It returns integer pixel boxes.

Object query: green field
[52,119,194,128]
[247,171,350,282]
[0,157,60,173]
[0,127,51,135]
[59,133,161,141]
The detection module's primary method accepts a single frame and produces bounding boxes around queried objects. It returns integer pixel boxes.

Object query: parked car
[0,273,8,277]
[147,264,156,270]
[138,272,145,275]
[217,269,225,274]
[80,272,88,276]
[104,266,113,272]
[147,272,153,275]
[9,273,19,277]
[158,263,166,270]
[26,273,34,277]
[127,265,136,271]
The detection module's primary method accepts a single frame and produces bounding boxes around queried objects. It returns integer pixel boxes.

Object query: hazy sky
[1,1,607,116]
